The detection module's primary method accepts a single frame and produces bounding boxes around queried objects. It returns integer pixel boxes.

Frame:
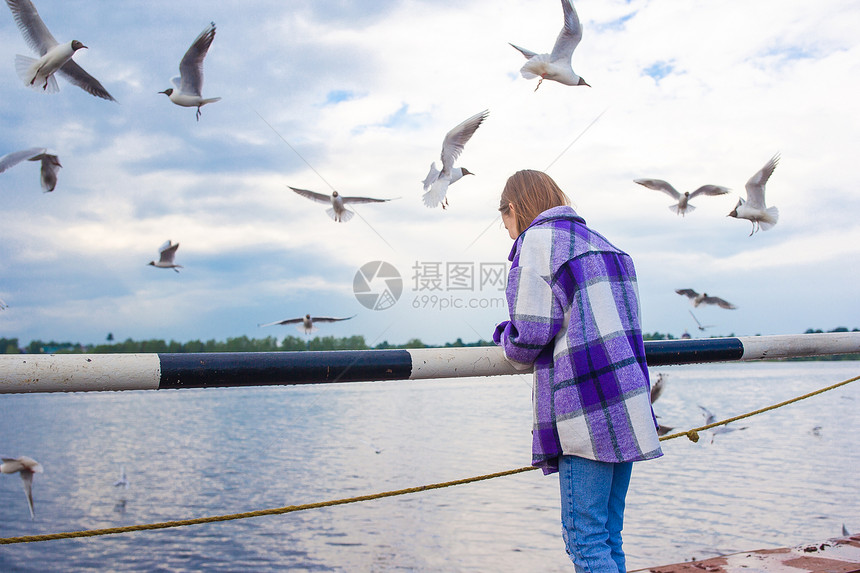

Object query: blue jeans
[558,455,633,572]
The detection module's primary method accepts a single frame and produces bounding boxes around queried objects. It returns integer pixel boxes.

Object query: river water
[0,360,857,571]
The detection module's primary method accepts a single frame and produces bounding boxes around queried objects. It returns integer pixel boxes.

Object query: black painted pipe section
[159,349,413,389]
[643,337,745,366]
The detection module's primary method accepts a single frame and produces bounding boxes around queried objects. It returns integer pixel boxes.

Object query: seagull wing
[650,374,666,404]
[58,60,116,101]
[259,317,303,327]
[702,295,736,309]
[341,195,391,204]
[688,185,730,198]
[310,315,356,323]
[688,310,703,328]
[439,109,489,176]
[289,186,331,205]
[698,405,716,425]
[422,162,440,191]
[158,241,179,263]
[5,0,58,55]
[634,179,681,200]
[19,469,36,519]
[0,147,46,173]
[550,0,583,62]
[675,288,699,299]
[745,153,779,209]
[509,43,538,59]
[178,22,216,96]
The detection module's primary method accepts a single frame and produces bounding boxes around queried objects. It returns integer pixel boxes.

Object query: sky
[0,0,858,348]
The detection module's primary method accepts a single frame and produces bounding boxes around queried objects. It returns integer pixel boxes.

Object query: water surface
[0,360,857,571]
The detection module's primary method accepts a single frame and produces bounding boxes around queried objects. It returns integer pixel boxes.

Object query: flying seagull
[676,289,736,309]
[422,109,488,209]
[113,466,129,489]
[689,310,714,332]
[698,405,747,444]
[159,22,221,121]
[1,455,43,519]
[0,147,61,192]
[148,240,182,273]
[259,314,355,334]
[510,0,589,91]
[729,153,780,235]
[634,179,729,216]
[0,297,8,310]
[4,0,115,100]
[289,187,393,223]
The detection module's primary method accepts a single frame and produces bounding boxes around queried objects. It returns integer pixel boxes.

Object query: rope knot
[686,430,700,443]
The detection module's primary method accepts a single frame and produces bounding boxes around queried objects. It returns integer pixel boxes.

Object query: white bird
[422,109,488,209]
[510,0,589,91]
[148,240,182,272]
[288,187,392,223]
[676,289,736,310]
[0,147,61,192]
[1,455,43,519]
[4,0,115,100]
[0,297,8,310]
[634,179,729,216]
[729,153,780,235]
[159,22,221,121]
[113,466,129,489]
[689,310,714,332]
[698,405,747,444]
[259,313,355,334]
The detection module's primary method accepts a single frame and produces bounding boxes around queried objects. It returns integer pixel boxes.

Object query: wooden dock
[635,534,860,573]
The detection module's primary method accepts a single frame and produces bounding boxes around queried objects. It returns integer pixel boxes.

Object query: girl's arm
[493,262,565,365]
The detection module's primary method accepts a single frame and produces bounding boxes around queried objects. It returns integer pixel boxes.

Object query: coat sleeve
[493,232,565,364]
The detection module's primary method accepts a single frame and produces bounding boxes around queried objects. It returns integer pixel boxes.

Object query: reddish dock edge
[632,534,860,573]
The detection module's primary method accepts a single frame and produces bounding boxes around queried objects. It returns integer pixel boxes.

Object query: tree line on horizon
[1,326,857,356]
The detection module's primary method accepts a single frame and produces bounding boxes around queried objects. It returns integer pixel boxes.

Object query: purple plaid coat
[493,206,662,474]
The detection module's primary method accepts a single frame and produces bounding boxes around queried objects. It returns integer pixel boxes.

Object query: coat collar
[507,206,585,261]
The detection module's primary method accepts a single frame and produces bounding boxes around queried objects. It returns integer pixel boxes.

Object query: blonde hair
[499,170,570,235]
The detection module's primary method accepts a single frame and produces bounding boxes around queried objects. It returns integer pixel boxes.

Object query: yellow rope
[1,373,857,545]
[658,373,860,443]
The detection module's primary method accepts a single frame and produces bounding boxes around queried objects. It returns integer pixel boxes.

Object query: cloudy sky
[0,0,858,348]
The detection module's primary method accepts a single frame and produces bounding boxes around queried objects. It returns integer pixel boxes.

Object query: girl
[493,169,662,572]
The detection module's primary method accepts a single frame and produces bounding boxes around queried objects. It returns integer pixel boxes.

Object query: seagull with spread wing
[0,147,61,192]
[634,178,729,216]
[148,240,182,273]
[1,456,43,519]
[698,405,748,444]
[422,109,488,209]
[159,22,221,121]
[4,0,115,100]
[510,0,589,91]
[729,153,780,235]
[289,187,392,223]
[676,289,736,309]
[259,314,355,335]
